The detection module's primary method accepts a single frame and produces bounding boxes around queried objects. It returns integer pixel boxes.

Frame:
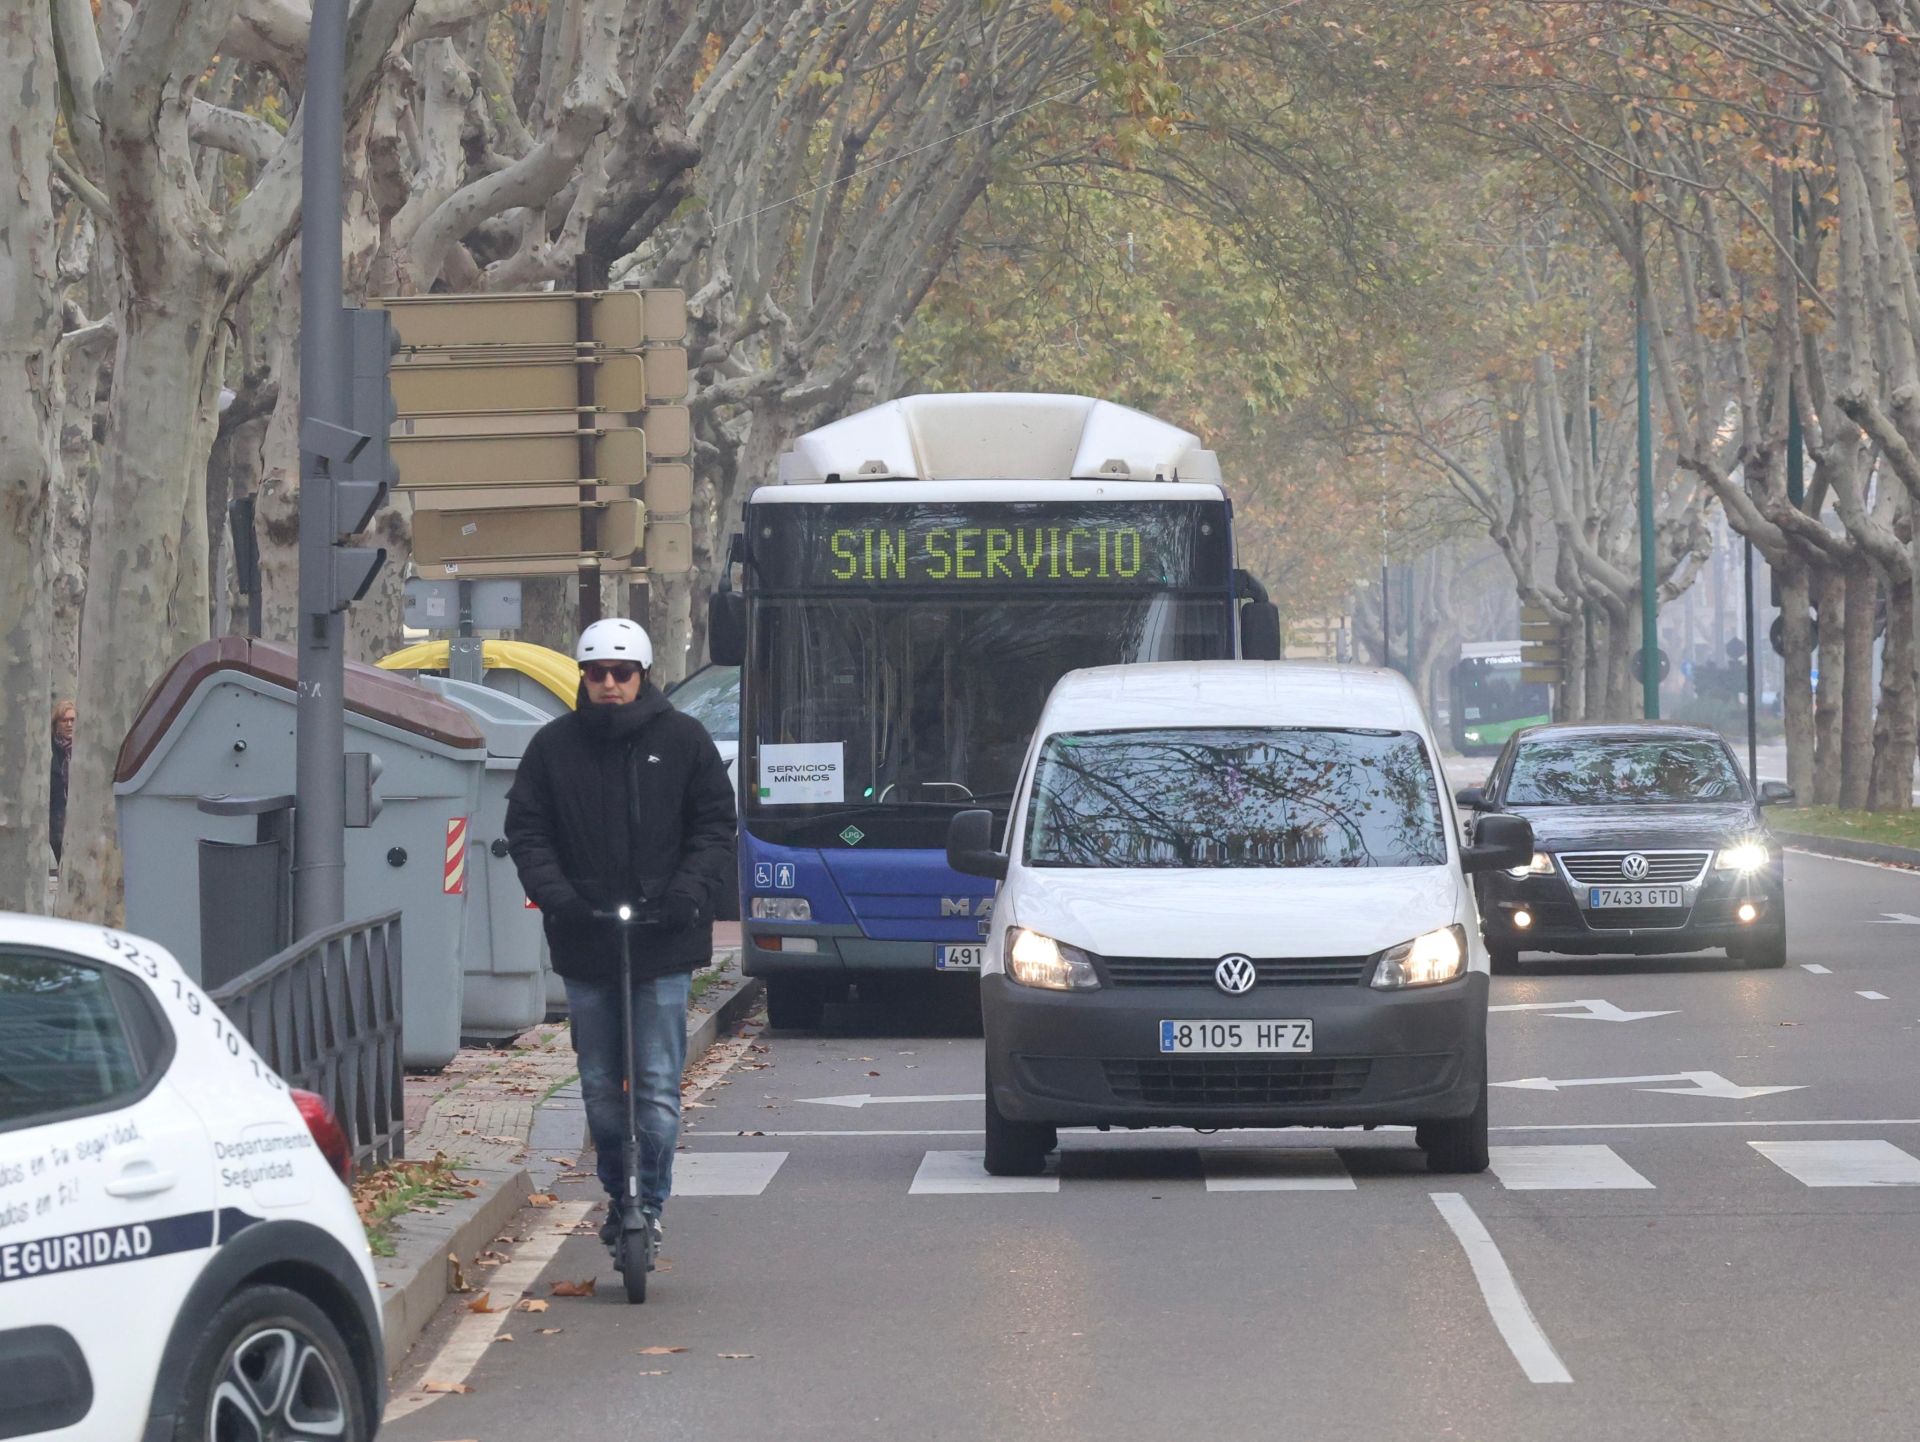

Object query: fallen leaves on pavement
[464,1292,497,1314]
[527,1192,558,1207]
[515,1298,550,1313]
[637,1346,687,1355]
[421,1381,472,1394]
[718,1353,755,1360]
[550,1279,597,1297]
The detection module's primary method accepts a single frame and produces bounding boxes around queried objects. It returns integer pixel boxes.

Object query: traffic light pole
[294,0,349,937]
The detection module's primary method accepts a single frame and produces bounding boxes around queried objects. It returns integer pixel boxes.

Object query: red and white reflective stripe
[444,817,469,894]
[524,897,538,910]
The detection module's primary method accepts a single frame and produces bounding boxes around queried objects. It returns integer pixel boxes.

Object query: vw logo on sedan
[1214,955,1258,995]
[1620,853,1651,881]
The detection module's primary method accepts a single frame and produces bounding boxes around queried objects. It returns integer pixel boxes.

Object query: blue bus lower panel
[739,833,995,975]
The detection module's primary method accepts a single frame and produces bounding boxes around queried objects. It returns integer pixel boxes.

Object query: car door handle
[105,1161,178,1199]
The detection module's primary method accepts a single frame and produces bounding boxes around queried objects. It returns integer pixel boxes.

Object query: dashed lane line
[1858,990,1891,1001]
[1430,1192,1573,1385]
[1803,964,1833,974]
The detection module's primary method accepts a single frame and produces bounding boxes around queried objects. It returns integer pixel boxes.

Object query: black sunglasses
[583,662,641,684]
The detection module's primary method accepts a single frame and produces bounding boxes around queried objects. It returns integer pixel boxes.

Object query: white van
[946,661,1533,1176]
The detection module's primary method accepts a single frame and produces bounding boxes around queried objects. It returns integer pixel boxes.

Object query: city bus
[708,393,1280,1028]
[1448,641,1551,755]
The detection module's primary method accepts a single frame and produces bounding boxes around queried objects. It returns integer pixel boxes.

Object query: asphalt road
[386,849,1920,1442]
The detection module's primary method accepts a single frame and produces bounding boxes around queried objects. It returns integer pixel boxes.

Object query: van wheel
[173,1284,369,1442]
[766,978,827,1031]
[1418,1071,1490,1175]
[983,1074,1055,1177]
[1488,945,1520,975]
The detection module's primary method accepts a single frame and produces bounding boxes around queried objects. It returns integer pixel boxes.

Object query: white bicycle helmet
[575,617,654,668]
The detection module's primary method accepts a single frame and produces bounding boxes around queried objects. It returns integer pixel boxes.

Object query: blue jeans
[563,970,691,1214]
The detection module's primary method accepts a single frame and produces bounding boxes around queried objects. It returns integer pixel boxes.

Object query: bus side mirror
[1240,600,1281,661]
[947,809,1008,881]
[709,590,745,667]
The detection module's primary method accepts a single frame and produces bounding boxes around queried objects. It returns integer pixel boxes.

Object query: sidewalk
[375,924,754,1371]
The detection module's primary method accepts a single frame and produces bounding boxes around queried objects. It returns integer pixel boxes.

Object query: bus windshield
[748,594,1229,820]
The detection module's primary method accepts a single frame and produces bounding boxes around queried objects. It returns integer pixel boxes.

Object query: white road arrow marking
[800,1092,986,1109]
[1869,913,1920,924]
[1493,1070,1804,1100]
[1489,998,1676,1023]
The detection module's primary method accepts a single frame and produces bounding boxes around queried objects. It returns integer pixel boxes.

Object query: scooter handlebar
[589,903,665,927]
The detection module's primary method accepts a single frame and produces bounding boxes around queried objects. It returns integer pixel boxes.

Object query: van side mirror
[1454,786,1490,811]
[1239,601,1281,661]
[708,590,745,667]
[1461,814,1533,874]
[947,809,1008,881]
[1758,780,1795,806]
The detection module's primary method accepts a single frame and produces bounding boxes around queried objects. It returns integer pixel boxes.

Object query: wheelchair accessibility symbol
[753,862,773,888]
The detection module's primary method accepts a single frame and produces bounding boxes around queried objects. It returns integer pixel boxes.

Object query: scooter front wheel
[618,1231,650,1303]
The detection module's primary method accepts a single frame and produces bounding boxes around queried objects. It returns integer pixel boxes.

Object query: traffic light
[331,306,398,610]
[344,751,383,828]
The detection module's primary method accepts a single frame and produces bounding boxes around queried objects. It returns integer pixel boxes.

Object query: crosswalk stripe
[674,1151,789,1196]
[1488,1144,1654,1190]
[910,1150,1058,1194]
[1750,1140,1920,1187]
[1202,1148,1355,1191]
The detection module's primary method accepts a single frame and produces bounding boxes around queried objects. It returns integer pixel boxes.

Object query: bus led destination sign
[829,524,1147,583]
[752,500,1230,591]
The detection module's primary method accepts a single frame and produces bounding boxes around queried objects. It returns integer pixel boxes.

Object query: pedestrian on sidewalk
[50,698,74,866]
[504,619,736,1261]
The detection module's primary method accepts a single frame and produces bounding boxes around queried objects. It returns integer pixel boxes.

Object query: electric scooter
[595,902,662,1304]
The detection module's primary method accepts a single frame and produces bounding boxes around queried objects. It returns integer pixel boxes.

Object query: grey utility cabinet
[416,676,554,1039]
[116,637,485,1068]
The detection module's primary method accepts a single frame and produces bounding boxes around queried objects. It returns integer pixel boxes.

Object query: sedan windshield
[1024,727,1448,869]
[1505,737,1745,806]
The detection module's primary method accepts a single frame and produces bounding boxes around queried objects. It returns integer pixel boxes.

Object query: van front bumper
[981,972,1487,1130]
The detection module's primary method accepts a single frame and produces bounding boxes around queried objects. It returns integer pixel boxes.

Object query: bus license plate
[936,946,985,971]
[1159,1020,1312,1054]
[1588,886,1684,909]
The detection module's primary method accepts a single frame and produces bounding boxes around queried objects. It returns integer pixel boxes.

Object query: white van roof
[1037,661,1434,739]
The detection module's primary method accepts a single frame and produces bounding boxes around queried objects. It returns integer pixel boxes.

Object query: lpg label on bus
[759,743,845,804]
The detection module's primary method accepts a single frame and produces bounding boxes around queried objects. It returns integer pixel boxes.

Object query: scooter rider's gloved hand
[662,891,700,931]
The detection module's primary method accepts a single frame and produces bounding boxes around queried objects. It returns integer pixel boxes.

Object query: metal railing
[211,911,406,1171]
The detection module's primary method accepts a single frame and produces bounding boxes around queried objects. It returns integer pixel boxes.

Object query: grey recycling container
[417,676,554,1040]
[116,636,484,1068]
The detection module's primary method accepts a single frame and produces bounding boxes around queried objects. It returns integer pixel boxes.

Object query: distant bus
[1448,642,1550,755]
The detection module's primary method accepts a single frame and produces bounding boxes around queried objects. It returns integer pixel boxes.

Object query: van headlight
[1370,924,1468,989]
[1005,928,1100,991]
[1714,840,1772,873]
[1507,851,1554,879]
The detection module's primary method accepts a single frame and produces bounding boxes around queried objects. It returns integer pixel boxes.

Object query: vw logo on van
[1214,955,1258,995]
[1620,853,1651,881]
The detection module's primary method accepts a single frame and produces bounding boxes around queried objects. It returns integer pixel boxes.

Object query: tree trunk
[1604,610,1637,718]
[1840,556,1877,810]
[1869,569,1915,811]
[60,288,226,923]
[1781,565,1818,803]
[1813,565,1845,806]
[0,0,63,910]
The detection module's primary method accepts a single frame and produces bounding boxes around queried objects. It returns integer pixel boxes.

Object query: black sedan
[1458,722,1793,972]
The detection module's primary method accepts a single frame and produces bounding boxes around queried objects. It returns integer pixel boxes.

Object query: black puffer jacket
[505,682,736,983]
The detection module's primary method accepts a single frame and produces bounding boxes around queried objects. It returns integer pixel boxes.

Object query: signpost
[377,288,694,620]
[1519,601,1568,686]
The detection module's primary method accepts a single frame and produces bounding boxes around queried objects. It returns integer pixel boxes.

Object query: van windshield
[1024,726,1448,869]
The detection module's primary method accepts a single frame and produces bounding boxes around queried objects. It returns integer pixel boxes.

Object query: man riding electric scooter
[505,619,736,1293]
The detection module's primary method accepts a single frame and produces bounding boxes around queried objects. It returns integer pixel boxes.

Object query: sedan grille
[1559,850,1710,885]
[1105,1057,1371,1106]
[1098,955,1372,987]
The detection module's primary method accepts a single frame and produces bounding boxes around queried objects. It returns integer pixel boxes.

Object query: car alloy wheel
[208,1323,351,1442]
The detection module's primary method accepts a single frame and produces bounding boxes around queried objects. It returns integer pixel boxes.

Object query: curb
[375,1163,532,1374]
[1777,829,1920,868]
[377,955,763,1373]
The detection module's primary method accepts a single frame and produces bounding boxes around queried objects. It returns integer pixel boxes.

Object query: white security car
[0,914,384,1442]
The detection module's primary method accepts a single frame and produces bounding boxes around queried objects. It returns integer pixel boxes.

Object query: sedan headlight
[750,896,813,921]
[1370,924,1468,989]
[1714,840,1773,873]
[1005,928,1100,991]
[1506,851,1555,879]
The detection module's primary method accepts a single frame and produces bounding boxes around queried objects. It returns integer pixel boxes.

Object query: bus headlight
[1714,841,1772,873]
[1507,851,1554,879]
[1370,925,1468,989]
[1006,928,1100,991]
[751,897,813,921]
